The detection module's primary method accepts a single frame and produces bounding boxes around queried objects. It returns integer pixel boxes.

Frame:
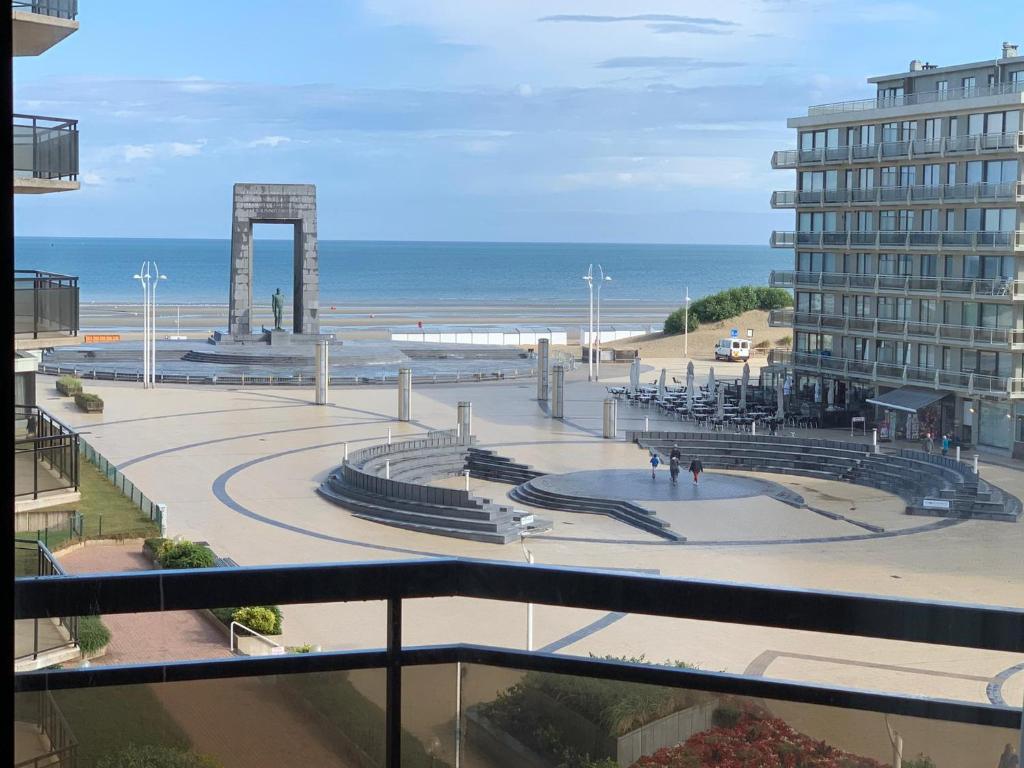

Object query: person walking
[941,434,950,456]
[923,432,934,454]
[670,443,681,462]
[669,455,680,485]
[688,457,704,486]
[649,451,661,479]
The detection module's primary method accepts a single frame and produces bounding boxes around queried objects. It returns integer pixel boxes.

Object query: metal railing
[769,269,1021,299]
[771,131,1024,168]
[13,690,78,768]
[13,559,1024,768]
[13,114,79,181]
[12,0,78,19]
[79,437,164,529]
[230,621,285,655]
[768,348,1024,396]
[15,270,79,339]
[808,80,1024,116]
[14,539,79,665]
[770,308,1024,348]
[15,405,79,500]
[771,181,1023,208]
[770,229,1024,251]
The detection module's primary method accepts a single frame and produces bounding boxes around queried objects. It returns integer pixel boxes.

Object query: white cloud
[122,144,155,162]
[81,172,105,185]
[247,135,292,148]
[169,140,206,156]
[550,155,770,192]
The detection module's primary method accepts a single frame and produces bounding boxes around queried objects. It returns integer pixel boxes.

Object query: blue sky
[14,0,1024,243]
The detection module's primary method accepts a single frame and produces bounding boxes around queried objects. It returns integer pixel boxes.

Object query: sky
[14,0,1024,244]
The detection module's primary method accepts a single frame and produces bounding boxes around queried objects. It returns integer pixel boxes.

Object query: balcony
[13,559,1024,768]
[15,405,80,517]
[770,229,1024,252]
[807,80,1024,117]
[770,308,1024,350]
[769,270,1023,300]
[15,270,80,350]
[12,1,79,56]
[769,348,1024,398]
[15,539,80,671]
[770,131,1023,169]
[13,114,79,193]
[771,181,1024,209]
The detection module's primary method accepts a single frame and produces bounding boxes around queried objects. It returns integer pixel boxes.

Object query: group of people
[649,443,703,486]
[922,432,952,456]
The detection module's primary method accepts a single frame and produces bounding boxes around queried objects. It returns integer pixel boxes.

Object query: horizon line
[15,235,770,247]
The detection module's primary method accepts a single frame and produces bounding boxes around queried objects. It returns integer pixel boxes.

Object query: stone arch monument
[223,183,322,341]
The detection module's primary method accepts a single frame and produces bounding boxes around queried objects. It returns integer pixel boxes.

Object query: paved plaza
[40,357,1024,715]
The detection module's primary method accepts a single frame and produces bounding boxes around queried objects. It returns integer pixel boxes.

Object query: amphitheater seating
[627,431,1019,522]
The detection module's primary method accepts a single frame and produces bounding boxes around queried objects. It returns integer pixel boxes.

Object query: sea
[15,237,788,307]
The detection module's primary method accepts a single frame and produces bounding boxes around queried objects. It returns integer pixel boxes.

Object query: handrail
[772,181,1023,207]
[771,131,1023,168]
[11,1,78,21]
[773,308,1020,344]
[808,80,1024,116]
[230,620,285,655]
[769,270,1021,298]
[770,229,1024,250]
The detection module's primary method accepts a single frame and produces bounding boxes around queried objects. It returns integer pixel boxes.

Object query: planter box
[56,380,82,396]
[74,394,104,413]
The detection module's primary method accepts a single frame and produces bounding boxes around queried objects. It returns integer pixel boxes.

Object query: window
[879,211,897,232]
[855,211,874,232]
[980,303,1013,328]
[966,161,983,184]
[946,163,957,185]
[923,118,940,140]
[1012,70,1024,85]
[984,209,1016,232]
[922,164,941,186]
[860,124,876,145]
[968,113,984,135]
[881,123,899,143]
[920,255,938,277]
[879,86,904,105]
[962,76,976,93]
[878,253,898,273]
[937,80,948,95]
[848,253,872,274]
[858,168,875,188]
[949,116,960,136]
[965,208,983,231]
[917,345,936,368]
[899,166,916,186]
[880,166,898,187]
[900,121,916,141]
[985,160,1019,184]
[921,209,941,231]
[945,209,956,231]
[919,299,938,322]
[986,112,1004,135]
[897,210,915,231]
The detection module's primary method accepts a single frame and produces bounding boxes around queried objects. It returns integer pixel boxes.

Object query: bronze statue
[271,288,284,330]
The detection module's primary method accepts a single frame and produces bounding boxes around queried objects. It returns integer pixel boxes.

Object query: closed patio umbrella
[814,379,822,403]
[776,381,785,420]
[739,363,750,411]
[716,384,725,420]
[686,361,695,411]
[707,367,716,396]
[629,356,640,391]
[657,368,666,400]
[827,380,835,408]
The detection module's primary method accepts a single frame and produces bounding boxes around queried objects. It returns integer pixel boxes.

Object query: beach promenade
[40,359,1024,719]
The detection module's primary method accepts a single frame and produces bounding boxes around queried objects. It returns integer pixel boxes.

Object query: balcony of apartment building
[15,270,80,351]
[770,269,1023,301]
[770,181,1024,209]
[12,0,79,56]
[771,131,1023,169]
[14,539,80,671]
[13,113,79,194]
[769,229,1024,251]
[805,79,1024,118]
[769,307,1024,350]
[13,559,1024,767]
[768,347,1024,398]
[14,404,80,525]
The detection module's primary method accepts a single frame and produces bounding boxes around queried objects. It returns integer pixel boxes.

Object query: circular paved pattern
[532,469,783,502]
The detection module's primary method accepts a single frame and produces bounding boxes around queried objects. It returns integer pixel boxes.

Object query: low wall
[342,435,474,508]
[617,700,718,767]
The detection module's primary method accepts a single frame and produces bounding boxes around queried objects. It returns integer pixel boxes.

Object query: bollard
[157,503,168,538]
[973,454,979,475]
[644,416,649,432]
[751,421,756,435]
[464,470,470,491]
[955,446,961,462]
[343,442,349,462]
[385,460,390,479]
[387,428,392,445]
[457,401,472,442]
[314,340,329,405]
[536,339,550,401]
[872,428,879,454]
[603,398,617,439]
[398,368,412,421]
[550,365,565,419]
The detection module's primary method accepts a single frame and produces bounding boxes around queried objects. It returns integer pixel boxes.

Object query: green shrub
[157,540,214,569]
[56,375,83,396]
[78,615,111,655]
[778,334,792,346]
[96,744,222,768]
[712,704,742,729]
[902,757,937,768]
[212,604,282,634]
[74,392,104,413]
[232,606,277,634]
[664,286,793,334]
[290,644,314,653]
[143,537,171,561]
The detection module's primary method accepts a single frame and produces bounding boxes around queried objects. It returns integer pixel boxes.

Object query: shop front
[866,386,953,444]
[976,399,1012,451]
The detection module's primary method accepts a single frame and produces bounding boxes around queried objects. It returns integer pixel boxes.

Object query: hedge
[211,605,283,635]
[78,615,112,655]
[664,286,792,335]
[157,540,215,570]
[56,375,83,396]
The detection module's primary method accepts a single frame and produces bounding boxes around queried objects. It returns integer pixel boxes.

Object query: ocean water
[15,237,787,306]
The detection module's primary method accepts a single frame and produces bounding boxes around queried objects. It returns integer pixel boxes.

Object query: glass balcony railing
[771,131,1023,169]
[14,539,79,667]
[770,229,1024,251]
[769,269,1022,299]
[11,0,78,20]
[13,559,1024,768]
[13,114,79,182]
[15,270,79,339]
[14,405,79,500]
[769,348,1024,396]
[807,79,1024,116]
[771,182,1023,208]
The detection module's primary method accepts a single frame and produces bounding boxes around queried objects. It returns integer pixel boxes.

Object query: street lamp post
[520,535,535,651]
[150,262,167,387]
[684,286,691,359]
[133,263,151,388]
[583,265,594,381]
[594,265,610,381]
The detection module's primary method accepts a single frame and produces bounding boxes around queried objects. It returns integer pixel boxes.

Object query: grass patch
[17,459,160,551]
[49,685,191,768]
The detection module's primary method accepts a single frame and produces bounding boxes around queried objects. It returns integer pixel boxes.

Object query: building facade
[769,44,1024,455]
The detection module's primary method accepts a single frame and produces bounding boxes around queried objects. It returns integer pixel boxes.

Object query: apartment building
[13,1,82,529]
[768,43,1024,455]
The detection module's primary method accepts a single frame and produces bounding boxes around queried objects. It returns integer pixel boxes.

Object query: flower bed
[631,708,888,768]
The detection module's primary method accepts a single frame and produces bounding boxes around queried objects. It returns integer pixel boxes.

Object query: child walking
[649,451,661,479]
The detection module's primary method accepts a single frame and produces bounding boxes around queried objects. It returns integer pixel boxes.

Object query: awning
[866,386,950,414]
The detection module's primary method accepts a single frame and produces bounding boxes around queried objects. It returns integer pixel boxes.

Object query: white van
[714,338,751,362]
